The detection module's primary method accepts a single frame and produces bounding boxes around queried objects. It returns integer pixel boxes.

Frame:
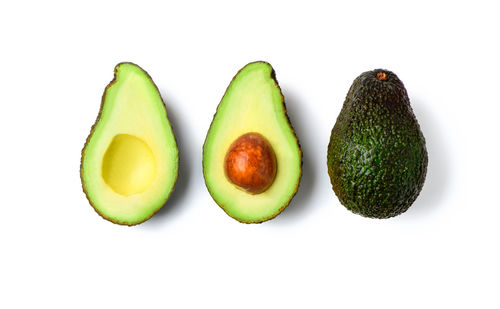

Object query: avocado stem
[376,72,387,81]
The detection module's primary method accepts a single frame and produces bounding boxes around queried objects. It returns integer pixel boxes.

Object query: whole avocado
[327,69,428,218]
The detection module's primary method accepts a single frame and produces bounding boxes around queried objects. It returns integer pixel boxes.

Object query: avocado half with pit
[81,63,178,225]
[203,61,302,223]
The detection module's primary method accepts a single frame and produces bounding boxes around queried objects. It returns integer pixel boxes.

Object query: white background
[1,1,499,308]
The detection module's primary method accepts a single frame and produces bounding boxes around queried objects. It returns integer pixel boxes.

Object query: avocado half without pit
[327,69,428,218]
[203,61,302,223]
[81,63,178,225]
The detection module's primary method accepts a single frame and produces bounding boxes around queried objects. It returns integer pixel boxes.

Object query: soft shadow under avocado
[144,93,192,226]
[270,88,317,224]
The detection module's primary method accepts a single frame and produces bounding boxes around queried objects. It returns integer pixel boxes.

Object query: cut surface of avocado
[203,61,302,223]
[81,63,178,225]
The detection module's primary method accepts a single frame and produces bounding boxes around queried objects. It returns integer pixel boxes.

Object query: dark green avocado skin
[327,69,428,218]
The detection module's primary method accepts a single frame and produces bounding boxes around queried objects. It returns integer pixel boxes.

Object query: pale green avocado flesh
[81,63,178,225]
[203,62,302,223]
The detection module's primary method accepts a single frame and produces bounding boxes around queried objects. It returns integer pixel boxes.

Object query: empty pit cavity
[101,134,156,196]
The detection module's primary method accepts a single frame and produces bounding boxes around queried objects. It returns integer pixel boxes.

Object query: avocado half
[81,63,179,225]
[327,69,428,218]
[203,61,302,223]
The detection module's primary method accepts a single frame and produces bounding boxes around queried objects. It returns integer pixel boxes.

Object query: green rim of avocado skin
[327,69,428,219]
[203,61,302,223]
[81,63,179,225]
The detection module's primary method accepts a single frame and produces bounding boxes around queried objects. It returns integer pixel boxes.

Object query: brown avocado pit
[224,132,277,194]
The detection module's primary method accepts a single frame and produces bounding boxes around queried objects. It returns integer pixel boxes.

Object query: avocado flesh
[327,69,427,218]
[81,63,178,225]
[203,62,302,223]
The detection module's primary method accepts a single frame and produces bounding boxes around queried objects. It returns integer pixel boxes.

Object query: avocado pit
[224,132,277,194]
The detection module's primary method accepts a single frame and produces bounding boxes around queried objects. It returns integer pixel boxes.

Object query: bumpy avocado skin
[327,69,428,218]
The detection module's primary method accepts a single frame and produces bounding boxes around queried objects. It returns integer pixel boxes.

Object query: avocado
[327,69,427,218]
[81,63,178,225]
[203,61,302,223]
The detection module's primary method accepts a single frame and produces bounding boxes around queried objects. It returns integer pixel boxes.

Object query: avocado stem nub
[376,72,387,81]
